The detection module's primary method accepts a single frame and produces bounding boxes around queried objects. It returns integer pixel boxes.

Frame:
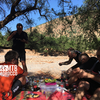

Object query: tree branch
[0,0,39,29]
[0,0,50,29]
[11,0,21,14]
[38,9,49,21]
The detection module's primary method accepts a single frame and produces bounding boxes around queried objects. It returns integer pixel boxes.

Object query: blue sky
[0,0,84,35]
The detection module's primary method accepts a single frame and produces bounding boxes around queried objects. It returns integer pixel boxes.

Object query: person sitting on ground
[0,50,28,100]
[59,48,82,75]
[68,53,98,85]
[74,47,100,100]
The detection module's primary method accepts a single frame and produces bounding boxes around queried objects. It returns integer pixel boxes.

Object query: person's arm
[15,71,28,79]
[59,58,73,66]
[79,70,100,83]
[87,73,100,82]
[66,68,72,75]
[22,71,28,76]
[7,31,16,41]
[69,67,80,77]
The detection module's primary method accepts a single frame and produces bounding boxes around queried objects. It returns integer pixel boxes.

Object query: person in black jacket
[7,23,28,72]
[59,48,82,74]
[67,53,98,85]
[75,47,100,100]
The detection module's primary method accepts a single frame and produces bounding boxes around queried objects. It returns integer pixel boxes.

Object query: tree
[0,0,72,31]
[76,0,100,32]
[74,0,100,50]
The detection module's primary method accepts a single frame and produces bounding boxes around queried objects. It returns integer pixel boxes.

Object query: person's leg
[66,67,72,75]
[21,60,27,72]
[19,51,27,72]
[11,76,26,98]
[68,74,79,85]
[67,68,81,85]
[69,67,80,77]
[18,75,26,85]
[89,88,100,100]
[75,81,90,100]
[65,65,81,80]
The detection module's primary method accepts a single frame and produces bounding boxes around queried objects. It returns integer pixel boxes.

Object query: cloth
[12,80,22,98]
[92,62,100,73]
[48,91,87,100]
[85,78,100,95]
[81,62,100,95]
[18,51,26,61]
[74,50,81,63]
[11,31,28,52]
[0,62,23,99]
[70,50,81,63]
[71,63,82,70]
[71,50,82,69]
[12,91,47,100]
[79,57,98,70]
[48,91,74,100]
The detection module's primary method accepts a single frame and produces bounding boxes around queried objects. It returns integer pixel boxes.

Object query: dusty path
[0,49,77,78]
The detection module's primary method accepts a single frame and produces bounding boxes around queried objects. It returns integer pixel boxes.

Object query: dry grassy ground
[0,49,96,79]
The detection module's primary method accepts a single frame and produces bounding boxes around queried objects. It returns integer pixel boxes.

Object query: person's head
[67,49,76,58]
[96,47,100,62]
[5,50,19,65]
[67,47,74,51]
[16,23,23,32]
[79,53,90,64]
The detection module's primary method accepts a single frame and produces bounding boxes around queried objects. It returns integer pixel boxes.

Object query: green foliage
[26,29,99,54]
[76,0,100,32]
[0,32,12,47]
[0,28,99,55]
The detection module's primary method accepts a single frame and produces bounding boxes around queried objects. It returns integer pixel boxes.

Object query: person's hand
[69,67,80,77]
[20,39,28,43]
[78,70,88,78]
[59,62,63,66]
[21,39,26,42]
[23,71,28,76]
[66,68,72,75]
[72,67,80,74]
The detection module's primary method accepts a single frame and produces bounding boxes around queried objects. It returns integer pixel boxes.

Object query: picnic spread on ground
[12,75,88,100]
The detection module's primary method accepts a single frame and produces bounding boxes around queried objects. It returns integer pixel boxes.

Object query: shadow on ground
[40,51,68,56]
[27,71,55,79]
[0,49,4,53]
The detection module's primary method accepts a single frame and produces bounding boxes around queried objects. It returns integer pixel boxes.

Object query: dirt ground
[0,49,96,79]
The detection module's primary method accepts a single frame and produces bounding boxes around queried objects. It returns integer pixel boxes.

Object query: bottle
[60,80,64,88]
[33,81,37,91]
[72,83,77,94]
[61,72,64,82]
[29,77,33,86]
[65,79,69,89]
[29,77,34,91]
[31,86,34,91]
[26,76,29,83]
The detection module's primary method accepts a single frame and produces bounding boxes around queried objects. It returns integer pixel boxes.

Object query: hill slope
[25,15,84,37]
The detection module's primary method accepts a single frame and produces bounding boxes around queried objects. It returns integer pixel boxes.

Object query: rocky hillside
[25,15,84,37]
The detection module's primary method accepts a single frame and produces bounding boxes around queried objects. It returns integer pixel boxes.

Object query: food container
[40,82,57,98]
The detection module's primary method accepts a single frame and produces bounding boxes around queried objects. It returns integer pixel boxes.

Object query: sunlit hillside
[25,15,84,37]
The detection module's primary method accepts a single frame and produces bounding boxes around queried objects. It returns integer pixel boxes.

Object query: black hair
[16,23,23,27]
[67,48,75,54]
[79,53,89,59]
[67,47,74,51]
[5,50,19,62]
